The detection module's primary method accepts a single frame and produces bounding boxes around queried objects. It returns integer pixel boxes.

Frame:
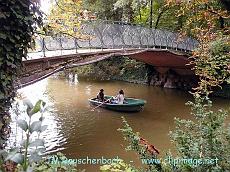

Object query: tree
[48,0,83,37]
[113,0,136,22]
[132,0,184,31]
[165,0,230,37]
[83,0,123,21]
[165,0,230,93]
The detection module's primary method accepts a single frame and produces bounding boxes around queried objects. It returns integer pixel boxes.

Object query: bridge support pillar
[148,67,198,90]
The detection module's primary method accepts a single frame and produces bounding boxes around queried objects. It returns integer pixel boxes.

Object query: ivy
[0,0,42,147]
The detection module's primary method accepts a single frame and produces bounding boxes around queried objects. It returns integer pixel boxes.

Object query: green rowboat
[89,96,146,112]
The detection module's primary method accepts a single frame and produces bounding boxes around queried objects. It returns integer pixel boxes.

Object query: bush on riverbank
[100,94,230,171]
[72,57,148,84]
[213,84,230,99]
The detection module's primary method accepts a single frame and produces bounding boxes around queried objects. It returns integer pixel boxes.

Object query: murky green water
[9,76,230,171]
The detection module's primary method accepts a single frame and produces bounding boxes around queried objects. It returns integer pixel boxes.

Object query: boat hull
[89,96,146,112]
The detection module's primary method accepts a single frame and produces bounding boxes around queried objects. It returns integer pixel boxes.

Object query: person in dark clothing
[97,89,105,102]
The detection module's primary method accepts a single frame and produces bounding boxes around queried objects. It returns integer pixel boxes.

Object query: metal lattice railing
[31,20,199,55]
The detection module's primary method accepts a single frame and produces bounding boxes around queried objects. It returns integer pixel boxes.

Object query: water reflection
[8,79,67,154]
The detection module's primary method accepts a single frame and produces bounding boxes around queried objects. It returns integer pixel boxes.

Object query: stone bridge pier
[147,67,198,90]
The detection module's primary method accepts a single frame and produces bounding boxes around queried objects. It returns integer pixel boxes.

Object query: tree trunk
[138,0,142,21]
[150,0,153,28]
[154,8,168,29]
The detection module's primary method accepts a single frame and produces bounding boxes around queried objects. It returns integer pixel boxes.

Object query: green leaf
[226,77,230,84]
[40,125,48,132]
[20,139,27,147]
[0,150,7,159]
[10,153,24,164]
[100,165,111,171]
[29,139,45,147]
[23,98,34,112]
[0,13,6,19]
[6,152,23,164]
[0,33,7,39]
[29,151,42,163]
[29,100,45,116]
[0,121,4,129]
[30,121,42,133]
[37,147,46,153]
[17,119,28,132]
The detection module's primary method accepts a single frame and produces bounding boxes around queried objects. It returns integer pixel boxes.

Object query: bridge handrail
[28,20,199,56]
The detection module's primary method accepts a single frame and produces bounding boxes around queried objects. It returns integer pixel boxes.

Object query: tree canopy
[48,0,83,37]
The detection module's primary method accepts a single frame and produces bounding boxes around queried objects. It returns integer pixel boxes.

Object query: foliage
[131,0,166,28]
[164,1,230,93]
[100,159,138,172]
[165,0,230,37]
[0,100,77,172]
[72,58,121,80]
[170,94,230,171]
[117,58,147,83]
[51,0,188,34]
[83,0,122,21]
[0,99,47,171]
[114,104,229,171]
[167,0,230,171]
[72,57,148,83]
[113,0,136,22]
[0,0,43,148]
[36,153,78,172]
[48,0,83,38]
[191,34,230,94]
[117,117,161,172]
[113,0,184,31]
[213,84,230,98]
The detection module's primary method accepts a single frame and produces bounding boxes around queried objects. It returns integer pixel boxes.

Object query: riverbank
[59,56,229,98]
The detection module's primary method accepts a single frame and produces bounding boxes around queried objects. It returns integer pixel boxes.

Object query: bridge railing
[28,20,199,57]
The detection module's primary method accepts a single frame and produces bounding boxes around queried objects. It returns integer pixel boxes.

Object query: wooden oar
[90,98,112,111]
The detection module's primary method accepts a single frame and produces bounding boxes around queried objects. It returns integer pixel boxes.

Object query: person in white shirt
[115,90,125,104]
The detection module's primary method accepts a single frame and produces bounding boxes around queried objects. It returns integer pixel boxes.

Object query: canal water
[9,76,230,171]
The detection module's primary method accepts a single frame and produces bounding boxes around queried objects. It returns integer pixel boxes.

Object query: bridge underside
[17,49,195,88]
[129,50,193,75]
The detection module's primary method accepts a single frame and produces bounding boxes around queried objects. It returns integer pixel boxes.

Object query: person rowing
[97,89,105,102]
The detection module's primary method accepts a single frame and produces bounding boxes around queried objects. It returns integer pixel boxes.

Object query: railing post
[138,27,142,49]
[152,29,156,49]
[59,37,62,55]
[42,37,46,57]
[75,38,78,53]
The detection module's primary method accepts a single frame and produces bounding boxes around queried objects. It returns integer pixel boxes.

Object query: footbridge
[18,20,199,88]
